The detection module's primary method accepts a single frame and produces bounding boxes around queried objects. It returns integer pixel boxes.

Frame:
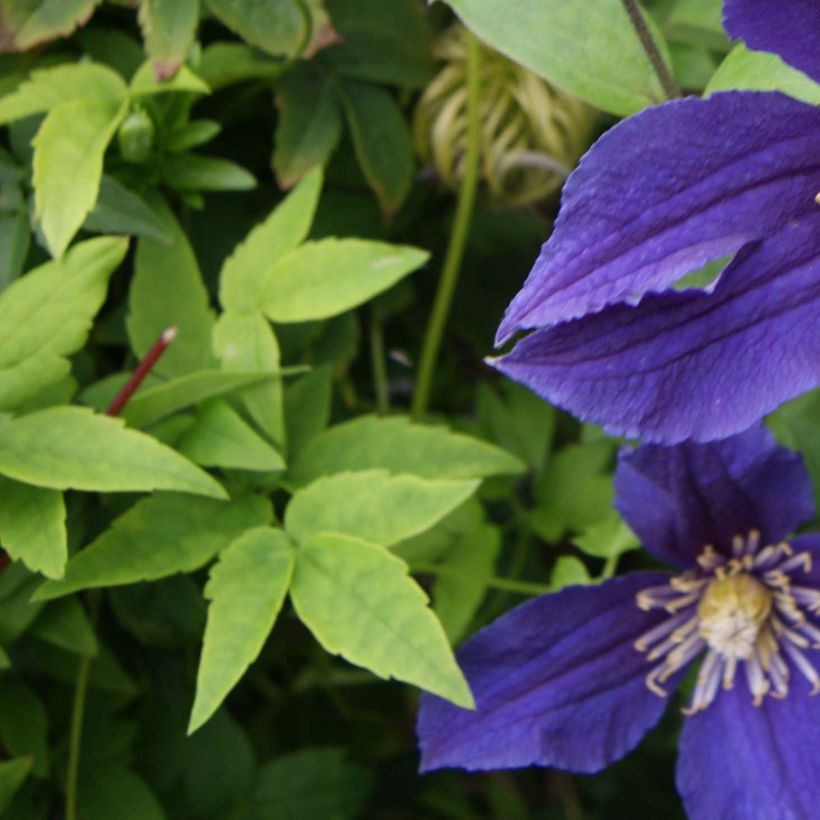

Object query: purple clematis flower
[490,0,820,444]
[417,426,820,817]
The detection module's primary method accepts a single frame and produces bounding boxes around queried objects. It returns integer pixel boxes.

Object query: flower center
[697,574,772,660]
[633,531,820,714]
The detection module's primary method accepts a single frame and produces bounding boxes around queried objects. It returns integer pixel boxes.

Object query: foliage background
[0,0,816,818]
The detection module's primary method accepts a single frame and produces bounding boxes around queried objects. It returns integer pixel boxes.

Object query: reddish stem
[106,326,178,417]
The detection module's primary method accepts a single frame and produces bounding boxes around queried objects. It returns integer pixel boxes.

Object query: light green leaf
[204,0,315,57]
[0,236,128,410]
[198,42,284,90]
[573,509,640,559]
[0,679,48,776]
[0,477,66,579]
[0,406,226,498]
[769,390,820,507]
[289,415,524,487]
[706,44,820,104]
[259,238,428,323]
[138,0,200,80]
[432,521,500,643]
[551,556,592,590]
[212,313,285,448]
[30,596,98,656]
[84,176,173,243]
[0,758,31,812]
[33,96,127,257]
[291,532,473,707]
[272,66,342,188]
[445,0,669,116]
[249,748,372,820]
[164,119,221,152]
[128,196,215,377]
[121,369,287,428]
[129,62,210,96]
[220,166,322,312]
[159,154,255,191]
[665,0,728,50]
[34,493,271,600]
[283,365,332,459]
[338,79,413,216]
[286,470,478,547]
[189,527,294,733]
[179,400,285,472]
[0,62,124,123]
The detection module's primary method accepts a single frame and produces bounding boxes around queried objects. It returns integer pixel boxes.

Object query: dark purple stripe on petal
[725,0,820,83]
[492,211,820,443]
[496,92,820,345]
[677,671,820,820]
[614,427,814,568]
[417,573,674,773]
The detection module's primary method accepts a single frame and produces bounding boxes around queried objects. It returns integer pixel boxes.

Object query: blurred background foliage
[0,0,815,818]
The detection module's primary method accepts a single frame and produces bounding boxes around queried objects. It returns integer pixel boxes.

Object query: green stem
[415,564,550,597]
[601,554,619,579]
[65,592,100,820]
[621,0,680,100]
[410,31,482,419]
[369,308,390,415]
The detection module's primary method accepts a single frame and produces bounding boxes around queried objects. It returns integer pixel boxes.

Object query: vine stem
[410,30,482,419]
[369,308,390,415]
[66,329,179,819]
[415,564,550,597]
[621,0,680,100]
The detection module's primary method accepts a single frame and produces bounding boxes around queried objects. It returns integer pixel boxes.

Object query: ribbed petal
[791,533,820,584]
[492,211,820,443]
[613,427,814,568]
[495,91,820,345]
[725,0,820,83]
[417,573,674,773]
[677,673,820,819]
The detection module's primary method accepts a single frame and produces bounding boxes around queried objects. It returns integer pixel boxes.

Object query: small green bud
[117,108,155,163]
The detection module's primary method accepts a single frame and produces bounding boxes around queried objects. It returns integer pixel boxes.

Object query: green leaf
[283,365,332,459]
[159,154,256,192]
[129,61,210,96]
[0,63,125,123]
[706,43,820,104]
[249,748,372,820]
[432,521,500,643]
[204,0,315,57]
[179,400,285,472]
[551,556,592,590]
[120,370,287,429]
[272,66,342,188]
[220,166,322,312]
[128,196,215,377]
[769,390,820,507]
[163,119,221,152]
[34,493,271,600]
[291,531,473,707]
[0,679,48,777]
[33,96,127,257]
[0,477,66,579]
[84,176,173,243]
[138,0,200,80]
[0,236,128,410]
[198,42,285,90]
[30,596,98,655]
[189,527,294,733]
[0,406,226,498]
[665,0,729,50]
[289,415,524,487]
[0,0,100,51]
[286,470,479,547]
[212,313,285,447]
[79,766,166,820]
[573,509,640,559]
[0,210,29,291]
[0,758,31,813]
[445,0,669,116]
[338,79,413,216]
[259,238,428,323]
[321,0,431,88]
